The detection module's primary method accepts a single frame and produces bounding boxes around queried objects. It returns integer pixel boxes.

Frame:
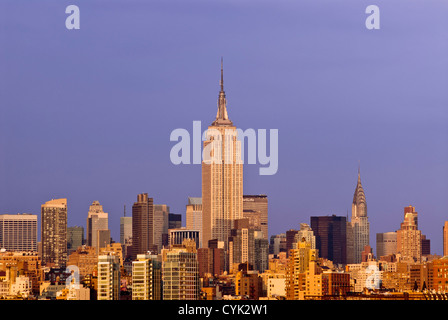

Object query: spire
[212,57,233,126]
[353,164,367,218]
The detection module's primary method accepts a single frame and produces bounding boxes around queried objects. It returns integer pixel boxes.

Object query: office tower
[169,228,200,249]
[120,206,132,259]
[294,223,316,249]
[421,235,431,256]
[132,193,156,257]
[376,232,397,258]
[186,197,202,247]
[254,233,269,273]
[197,239,225,277]
[269,233,287,255]
[86,201,109,251]
[202,60,243,249]
[67,226,84,255]
[154,204,170,253]
[397,206,422,263]
[444,221,448,257]
[243,195,268,240]
[227,219,268,273]
[162,242,200,300]
[97,229,111,253]
[285,237,318,300]
[168,213,182,229]
[97,253,121,300]
[0,213,37,252]
[310,215,347,265]
[41,198,68,268]
[132,253,161,300]
[347,168,370,264]
[285,229,298,258]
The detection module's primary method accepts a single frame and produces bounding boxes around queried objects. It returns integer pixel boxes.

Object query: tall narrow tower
[202,59,243,249]
[349,166,370,263]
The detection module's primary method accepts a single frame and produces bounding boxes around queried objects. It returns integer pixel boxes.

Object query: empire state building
[202,60,243,249]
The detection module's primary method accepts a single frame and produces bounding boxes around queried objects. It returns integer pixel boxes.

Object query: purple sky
[1,0,447,255]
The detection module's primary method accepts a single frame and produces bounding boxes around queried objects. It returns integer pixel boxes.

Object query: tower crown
[211,58,233,126]
[352,166,367,218]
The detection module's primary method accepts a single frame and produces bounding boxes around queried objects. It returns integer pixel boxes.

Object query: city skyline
[1,0,447,256]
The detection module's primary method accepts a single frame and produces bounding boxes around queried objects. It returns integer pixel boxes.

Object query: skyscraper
[397,205,422,263]
[294,223,316,249]
[67,226,84,255]
[376,232,397,259]
[202,59,243,249]
[97,253,121,300]
[120,205,132,259]
[348,167,370,264]
[444,221,448,257]
[310,215,347,265]
[0,213,37,252]
[162,242,200,300]
[186,197,202,247]
[243,195,268,240]
[86,201,109,251]
[154,204,170,253]
[132,253,162,300]
[41,198,68,268]
[132,193,155,257]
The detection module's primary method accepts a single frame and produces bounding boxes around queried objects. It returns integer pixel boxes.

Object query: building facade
[186,197,202,247]
[243,195,268,240]
[202,60,243,249]
[41,198,68,268]
[97,253,120,300]
[86,201,109,251]
[132,193,155,257]
[0,213,37,252]
[132,253,161,300]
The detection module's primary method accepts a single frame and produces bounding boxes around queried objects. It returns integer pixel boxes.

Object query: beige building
[86,201,109,252]
[41,198,68,268]
[0,213,38,252]
[67,245,97,279]
[97,253,120,300]
[153,204,169,253]
[397,206,422,263]
[202,60,243,249]
[132,253,161,300]
[186,197,202,247]
[162,241,200,300]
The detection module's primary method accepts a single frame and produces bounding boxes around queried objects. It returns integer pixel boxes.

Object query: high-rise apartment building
[243,195,268,240]
[376,232,397,259]
[186,197,202,247]
[41,198,68,267]
[86,201,108,251]
[162,244,200,300]
[97,253,120,300]
[132,253,161,300]
[197,239,225,277]
[310,215,347,265]
[347,168,370,264]
[132,193,156,257]
[0,213,37,252]
[67,226,84,255]
[153,204,169,253]
[397,205,422,263]
[202,60,243,249]
[285,237,318,300]
[269,233,287,255]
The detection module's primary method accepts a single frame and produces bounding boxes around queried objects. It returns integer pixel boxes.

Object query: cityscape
[1,0,447,308]
[0,64,447,301]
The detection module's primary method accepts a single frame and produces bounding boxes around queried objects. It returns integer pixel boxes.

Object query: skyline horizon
[1,0,447,256]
